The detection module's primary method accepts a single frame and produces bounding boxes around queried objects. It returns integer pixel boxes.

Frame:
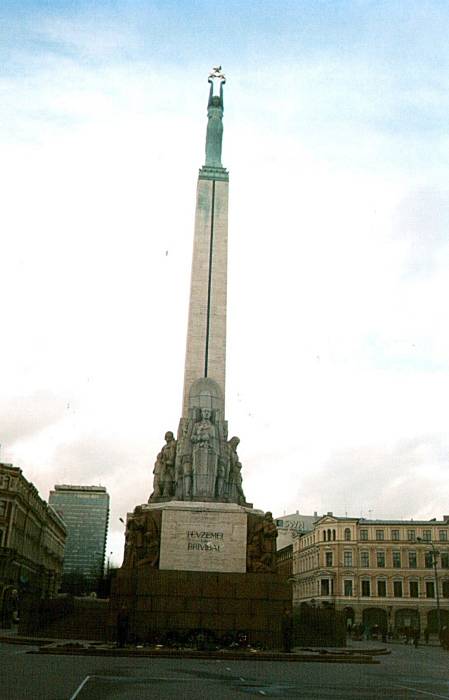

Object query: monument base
[110,565,290,649]
[112,500,290,649]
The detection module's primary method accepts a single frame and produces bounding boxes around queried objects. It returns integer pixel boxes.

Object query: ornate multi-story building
[0,463,66,626]
[293,514,449,634]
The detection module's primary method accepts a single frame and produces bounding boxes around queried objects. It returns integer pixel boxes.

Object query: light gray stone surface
[182,177,228,418]
[158,503,248,573]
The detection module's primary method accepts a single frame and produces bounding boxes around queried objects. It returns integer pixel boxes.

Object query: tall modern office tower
[49,484,109,589]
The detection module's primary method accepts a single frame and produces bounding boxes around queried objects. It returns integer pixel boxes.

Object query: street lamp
[417,537,441,636]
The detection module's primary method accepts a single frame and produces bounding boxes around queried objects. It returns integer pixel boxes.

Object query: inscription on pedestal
[159,509,247,573]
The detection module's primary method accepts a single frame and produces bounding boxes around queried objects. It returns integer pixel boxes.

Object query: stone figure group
[122,506,160,569]
[247,512,278,573]
[148,409,247,505]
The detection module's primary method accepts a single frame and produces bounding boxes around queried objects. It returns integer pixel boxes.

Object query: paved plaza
[1,640,449,699]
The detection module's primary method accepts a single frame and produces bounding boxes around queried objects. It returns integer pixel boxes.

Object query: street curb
[29,647,381,663]
[0,635,54,646]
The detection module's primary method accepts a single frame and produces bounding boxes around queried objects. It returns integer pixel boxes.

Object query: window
[344,528,351,541]
[442,581,449,598]
[409,581,419,598]
[377,551,385,568]
[321,579,330,596]
[422,530,432,542]
[393,580,403,597]
[344,579,353,597]
[332,529,336,541]
[361,580,371,597]
[376,530,384,541]
[426,581,435,598]
[0,529,3,547]
[441,553,449,569]
[391,529,400,541]
[377,580,387,597]
[323,530,327,541]
[0,500,6,518]
[343,551,353,567]
[407,530,416,542]
[360,529,368,541]
[425,552,433,569]
[325,551,333,567]
[392,551,401,568]
[439,530,448,542]
[360,551,369,567]
[408,551,417,568]
[0,476,10,489]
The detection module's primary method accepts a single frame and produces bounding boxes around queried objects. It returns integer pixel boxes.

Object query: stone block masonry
[110,566,291,649]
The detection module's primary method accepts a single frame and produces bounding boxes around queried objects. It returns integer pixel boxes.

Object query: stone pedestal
[110,501,291,649]
[110,567,290,649]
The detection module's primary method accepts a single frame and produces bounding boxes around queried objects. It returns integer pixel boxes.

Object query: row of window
[322,550,449,569]
[320,527,448,543]
[359,528,447,542]
[319,578,449,599]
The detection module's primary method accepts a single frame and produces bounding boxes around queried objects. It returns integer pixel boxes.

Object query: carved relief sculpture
[122,507,161,569]
[247,512,278,573]
[191,408,219,499]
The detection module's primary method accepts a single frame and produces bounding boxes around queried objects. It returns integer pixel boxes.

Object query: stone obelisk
[148,68,247,507]
[112,72,290,650]
[181,68,229,418]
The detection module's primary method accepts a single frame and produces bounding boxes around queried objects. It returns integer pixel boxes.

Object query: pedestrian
[281,607,293,653]
[413,628,420,648]
[424,627,429,644]
[116,605,129,648]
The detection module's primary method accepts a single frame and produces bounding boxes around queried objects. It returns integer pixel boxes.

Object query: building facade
[49,485,109,591]
[275,511,319,550]
[0,463,66,626]
[293,514,449,634]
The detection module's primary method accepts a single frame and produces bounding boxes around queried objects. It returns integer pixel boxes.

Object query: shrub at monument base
[294,604,346,647]
[19,595,109,640]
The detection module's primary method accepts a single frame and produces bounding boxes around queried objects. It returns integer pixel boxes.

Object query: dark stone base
[110,564,291,650]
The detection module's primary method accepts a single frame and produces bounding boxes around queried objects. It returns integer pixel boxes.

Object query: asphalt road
[1,641,449,699]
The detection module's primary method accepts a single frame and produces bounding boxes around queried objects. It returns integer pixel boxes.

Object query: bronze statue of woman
[205,75,225,168]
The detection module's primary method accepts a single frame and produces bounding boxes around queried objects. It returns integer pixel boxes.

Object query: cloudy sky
[2,1,449,564]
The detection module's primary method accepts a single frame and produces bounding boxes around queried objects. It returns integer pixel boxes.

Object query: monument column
[182,69,229,418]
[112,71,291,651]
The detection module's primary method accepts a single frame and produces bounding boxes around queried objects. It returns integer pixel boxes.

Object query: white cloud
[2,11,449,562]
